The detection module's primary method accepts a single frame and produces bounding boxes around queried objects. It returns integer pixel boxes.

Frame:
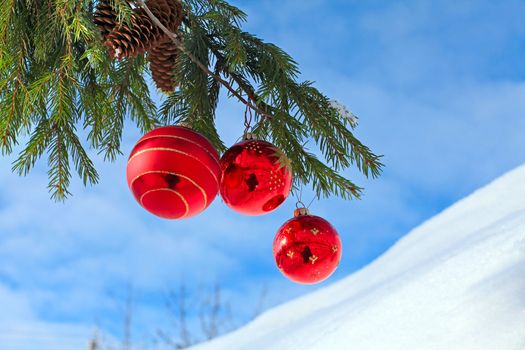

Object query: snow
[192,165,525,350]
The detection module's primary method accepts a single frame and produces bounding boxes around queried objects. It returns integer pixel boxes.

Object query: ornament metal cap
[294,207,311,217]
[243,132,256,140]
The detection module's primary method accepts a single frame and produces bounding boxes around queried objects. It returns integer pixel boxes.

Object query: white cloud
[0,284,97,350]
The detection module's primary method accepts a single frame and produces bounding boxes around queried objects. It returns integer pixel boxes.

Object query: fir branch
[0,0,383,201]
[12,118,52,177]
[47,123,72,200]
[165,0,382,199]
[164,23,224,150]
[64,123,99,186]
[135,0,271,120]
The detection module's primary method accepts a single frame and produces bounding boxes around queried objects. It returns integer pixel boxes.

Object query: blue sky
[1,0,525,349]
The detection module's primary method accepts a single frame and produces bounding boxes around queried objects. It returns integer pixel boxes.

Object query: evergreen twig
[0,0,383,200]
[135,0,271,120]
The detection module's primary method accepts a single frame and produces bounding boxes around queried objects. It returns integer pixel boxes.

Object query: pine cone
[105,0,183,60]
[148,37,179,93]
[93,0,118,39]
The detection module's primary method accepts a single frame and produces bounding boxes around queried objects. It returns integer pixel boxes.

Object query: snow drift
[192,166,525,350]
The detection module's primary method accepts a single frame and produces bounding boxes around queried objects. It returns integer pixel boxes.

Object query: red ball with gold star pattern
[273,208,342,284]
[219,136,293,216]
[126,125,221,219]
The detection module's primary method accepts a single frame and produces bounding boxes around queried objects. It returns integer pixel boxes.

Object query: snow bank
[193,165,525,350]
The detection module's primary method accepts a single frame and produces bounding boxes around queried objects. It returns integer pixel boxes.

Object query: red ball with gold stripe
[220,136,293,216]
[126,126,221,219]
[273,208,342,284]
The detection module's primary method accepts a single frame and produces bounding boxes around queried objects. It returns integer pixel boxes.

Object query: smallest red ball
[273,210,342,284]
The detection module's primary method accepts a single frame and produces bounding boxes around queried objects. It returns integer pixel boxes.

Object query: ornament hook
[295,184,316,211]
[295,200,307,209]
[243,99,254,139]
[295,184,307,209]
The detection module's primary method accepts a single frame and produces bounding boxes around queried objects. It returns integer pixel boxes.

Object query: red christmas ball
[126,126,221,219]
[220,138,293,216]
[273,208,342,284]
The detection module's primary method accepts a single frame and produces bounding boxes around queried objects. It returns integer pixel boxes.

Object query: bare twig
[88,337,99,350]
[200,284,223,340]
[123,285,134,350]
[135,0,272,120]
[176,284,192,347]
[251,285,268,320]
[160,284,194,349]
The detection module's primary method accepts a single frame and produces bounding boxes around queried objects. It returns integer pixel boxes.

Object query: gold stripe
[128,147,219,186]
[139,188,190,219]
[137,135,220,167]
[130,171,208,208]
